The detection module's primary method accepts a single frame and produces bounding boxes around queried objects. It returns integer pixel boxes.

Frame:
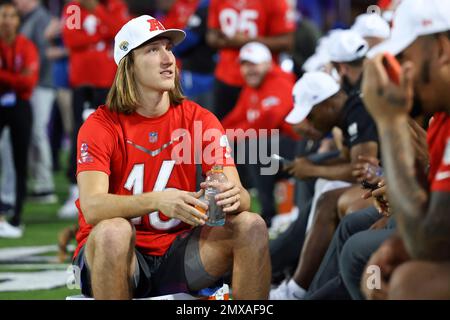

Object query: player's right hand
[156,189,208,227]
[352,155,381,183]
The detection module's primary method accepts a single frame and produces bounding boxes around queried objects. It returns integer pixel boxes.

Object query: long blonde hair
[106,53,185,114]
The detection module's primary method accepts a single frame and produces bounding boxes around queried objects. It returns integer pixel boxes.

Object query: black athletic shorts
[73,227,220,298]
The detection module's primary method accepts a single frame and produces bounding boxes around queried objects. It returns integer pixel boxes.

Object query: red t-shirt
[208,0,295,86]
[161,0,200,30]
[74,100,235,258]
[0,35,39,101]
[427,112,450,192]
[222,65,298,140]
[62,0,129,88]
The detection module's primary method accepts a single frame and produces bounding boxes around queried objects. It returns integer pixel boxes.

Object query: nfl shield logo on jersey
[149,132,158,143]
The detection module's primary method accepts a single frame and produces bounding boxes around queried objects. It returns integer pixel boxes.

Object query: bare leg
[293,188,347,289]
[389,261,450,300]
[84,218,137,299]
[337,186,372,219]
[198,211,271,299]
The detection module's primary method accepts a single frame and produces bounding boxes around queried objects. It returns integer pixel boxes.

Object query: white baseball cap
[328,29,369,63]
[368,0,450,58]
[114,15,186,65]
[302,52,330,72]
[315,29,343,57]
[239,42,272,64]
[285,72,340,124]
[351,13,391,39]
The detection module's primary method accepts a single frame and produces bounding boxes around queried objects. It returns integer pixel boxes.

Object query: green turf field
[0,152,81,299]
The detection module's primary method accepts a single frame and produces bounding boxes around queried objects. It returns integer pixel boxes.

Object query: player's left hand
[200,181,241,213]
[362,54,415,123]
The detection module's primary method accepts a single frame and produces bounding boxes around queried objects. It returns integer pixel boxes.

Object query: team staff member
[222,42,298,226]
[59,0,129,219]
[0,3,39,238]
[73,15,270,300]
[206,0,295,120]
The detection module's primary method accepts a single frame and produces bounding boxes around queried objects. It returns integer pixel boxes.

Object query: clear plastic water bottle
[365,164,383,178]
[204,165,227,226]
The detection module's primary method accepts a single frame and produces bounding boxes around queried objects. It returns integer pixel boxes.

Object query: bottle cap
[211,165,224,173]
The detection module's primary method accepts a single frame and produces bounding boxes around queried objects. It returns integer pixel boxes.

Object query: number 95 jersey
[74,100,234,259]
[208,0,296,87]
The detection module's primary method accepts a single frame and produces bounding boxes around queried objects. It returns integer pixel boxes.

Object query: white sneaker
[268,207,299,240]
[0,220,23,238]
[57,185,79,219]
[269,280,305,300]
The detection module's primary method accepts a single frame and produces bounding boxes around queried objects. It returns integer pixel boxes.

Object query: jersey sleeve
[198,109,235,175]
[431,137,450,192]
[266,0,296,36]
[76,114,116,176]
[207,0,220,29]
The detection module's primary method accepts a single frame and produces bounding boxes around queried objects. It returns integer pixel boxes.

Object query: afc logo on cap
[147,18,165,32]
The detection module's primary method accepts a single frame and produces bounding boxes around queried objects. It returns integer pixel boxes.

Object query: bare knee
[337,192,351,219]
[337,189,367,218]
[338,186,375,218]
[88,218,135,261]
[314,192,340,225]
[229,211,268,247]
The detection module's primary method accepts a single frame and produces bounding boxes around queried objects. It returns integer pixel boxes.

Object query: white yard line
[0,270,70,292]
[0,245,75,263]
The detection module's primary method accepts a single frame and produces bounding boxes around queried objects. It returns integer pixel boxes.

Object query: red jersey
[161,0,200,30]
[208,0,295,86]
[377,0,392,10]
[427,112,450,192]
[222,65,298,140]
[62,0,129,88]
[74,100,234,258]
[0,35,39,101]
